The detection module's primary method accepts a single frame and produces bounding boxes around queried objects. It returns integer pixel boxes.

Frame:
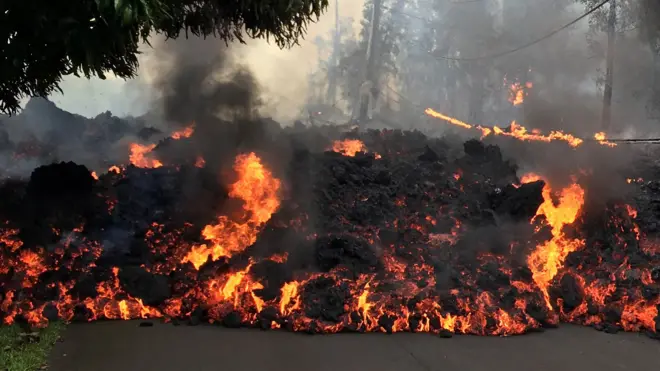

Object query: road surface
[49,321,660,371]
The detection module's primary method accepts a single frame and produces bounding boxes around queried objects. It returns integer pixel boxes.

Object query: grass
[0,322,64,371]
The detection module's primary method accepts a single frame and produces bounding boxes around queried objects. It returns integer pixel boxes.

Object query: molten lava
[1,127,659,339]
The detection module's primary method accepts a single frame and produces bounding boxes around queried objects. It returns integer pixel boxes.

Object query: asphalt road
[49,321,660,371]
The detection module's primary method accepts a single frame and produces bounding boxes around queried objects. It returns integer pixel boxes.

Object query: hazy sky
[46,0,365,120]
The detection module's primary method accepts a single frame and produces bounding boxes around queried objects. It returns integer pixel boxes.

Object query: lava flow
[1,124,659,340]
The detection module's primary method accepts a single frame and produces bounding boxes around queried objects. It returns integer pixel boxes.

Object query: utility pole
[602,0,616,131]
[327,0,340,106]
[357,0,383,123]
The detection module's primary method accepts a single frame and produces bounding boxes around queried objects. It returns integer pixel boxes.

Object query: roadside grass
[0,322,64,371]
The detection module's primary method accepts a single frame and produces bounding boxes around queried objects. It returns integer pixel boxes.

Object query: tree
[332,0,404,117]
[0,0,329,115]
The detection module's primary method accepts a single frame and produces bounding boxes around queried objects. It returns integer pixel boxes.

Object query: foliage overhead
[0,0,329,115]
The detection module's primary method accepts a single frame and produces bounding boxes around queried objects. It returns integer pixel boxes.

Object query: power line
[381,0,611,62]
[449,0,488,3]
[431,0,612,62]
[382,5,433,23]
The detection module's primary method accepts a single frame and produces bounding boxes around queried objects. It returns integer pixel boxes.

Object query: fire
[527,176,585,308]
[183,152,281,269]
[331,139,366,157]
[195,156,206,168]
[425,108,585,147]
[128,124,195,168]
[2,125,659,338]
[129,143,163,168]
[171,125,194,140]
[330,139,381,159]
[520,173,542,184]
[508,82,532,106]
[594,132,617,147]
[279,282,301,316]
[91,171,99,180]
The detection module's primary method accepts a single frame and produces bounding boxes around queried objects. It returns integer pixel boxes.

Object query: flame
[280,282,301,316]
[171,125,194,140]
[423,109,623,149]
[128,124,195,168]
[129,143,163,168]
[425,109,584,147]
[527,176,585,308]
[331,139,366,157]
[594,132,617,147]
[195,156,206,168]
[330,139,382,159]
[520,173,542,184]
[2,130,659,337]
[508,82,531,106]
[183,152,281,269]
[91,171,99,180]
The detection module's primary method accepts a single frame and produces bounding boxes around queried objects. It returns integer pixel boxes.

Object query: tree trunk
[327,0,340,105]
[601,0,616,131]
[359,0,383,122]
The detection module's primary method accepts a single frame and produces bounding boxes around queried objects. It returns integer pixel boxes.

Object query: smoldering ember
[1,99,660,339]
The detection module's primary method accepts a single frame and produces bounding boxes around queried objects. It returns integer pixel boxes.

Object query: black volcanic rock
[490,180,545,221]
[28,162,95,197]
[118,266,171,307]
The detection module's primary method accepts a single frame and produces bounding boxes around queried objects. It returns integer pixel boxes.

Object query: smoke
[0,98,140,178]
[150,36,262,126]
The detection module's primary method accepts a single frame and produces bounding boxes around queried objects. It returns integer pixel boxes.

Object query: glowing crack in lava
[183,153,281,269]
[525,175,586,308]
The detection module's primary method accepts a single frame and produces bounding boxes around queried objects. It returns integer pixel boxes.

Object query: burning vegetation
[0,115,659,340]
